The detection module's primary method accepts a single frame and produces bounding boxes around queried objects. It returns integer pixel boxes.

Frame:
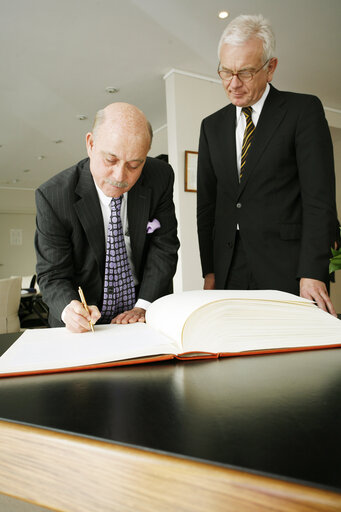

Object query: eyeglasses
[217,59,270,83]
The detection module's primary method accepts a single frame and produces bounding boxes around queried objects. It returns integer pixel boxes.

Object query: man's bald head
[92,102,153,149]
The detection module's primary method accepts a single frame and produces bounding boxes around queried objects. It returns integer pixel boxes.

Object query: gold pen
[78,286,95,332]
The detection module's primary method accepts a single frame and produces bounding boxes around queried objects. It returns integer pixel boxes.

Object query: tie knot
[242,106,253,119]
[111,196,122,213]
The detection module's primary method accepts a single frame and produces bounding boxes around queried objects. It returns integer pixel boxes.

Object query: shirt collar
[94,182,112,207]
[94,182,126,208]
[236,82,270,119]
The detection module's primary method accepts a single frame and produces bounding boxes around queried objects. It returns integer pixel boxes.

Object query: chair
[0,276,21,334]
[18,274,48,328]
[21,274,38,292]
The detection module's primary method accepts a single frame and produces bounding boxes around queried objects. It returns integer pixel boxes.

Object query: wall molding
[153,124,167,134]
[0,186,35,191]
[324,106,341,114]
[0,210,36,215]
[163,69,341,125]
[163,68,220,84]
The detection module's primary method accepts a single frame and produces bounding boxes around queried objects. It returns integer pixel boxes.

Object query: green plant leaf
[331,247,341,257]
[329,253,341,273]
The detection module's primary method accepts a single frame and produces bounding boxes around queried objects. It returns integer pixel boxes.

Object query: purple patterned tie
[100,196,136,323]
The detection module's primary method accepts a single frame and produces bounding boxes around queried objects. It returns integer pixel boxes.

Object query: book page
[182,298,341,353]
[146,289,313,349]
[0,323,180,376]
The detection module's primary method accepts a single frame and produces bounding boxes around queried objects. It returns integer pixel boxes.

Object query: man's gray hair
[218,14,276,63]
[92,108,106,138]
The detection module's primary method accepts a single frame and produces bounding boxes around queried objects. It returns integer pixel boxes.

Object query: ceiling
[0,0,340,190]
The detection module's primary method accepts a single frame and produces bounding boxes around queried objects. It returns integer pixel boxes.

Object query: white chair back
[0,277,22,333]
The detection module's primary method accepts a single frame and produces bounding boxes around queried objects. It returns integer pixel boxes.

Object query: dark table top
[0,332,340,493]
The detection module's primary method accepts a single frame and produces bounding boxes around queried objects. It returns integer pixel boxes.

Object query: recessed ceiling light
[77,114,88,120]
[23,169,30,173]
[53,139,63,144]
[12,179,20,183]
[37,155,45,160]
[218,11,229,19]
[105,86,119,94]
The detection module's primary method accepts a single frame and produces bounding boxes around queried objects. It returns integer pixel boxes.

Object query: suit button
[236,202,242,208]
[227,241,233,248]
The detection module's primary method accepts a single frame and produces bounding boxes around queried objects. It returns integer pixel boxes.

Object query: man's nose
[112,162,126,182]
[229,74,243,88]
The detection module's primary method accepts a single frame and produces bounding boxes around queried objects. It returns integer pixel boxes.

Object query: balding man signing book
[35,103,179,331]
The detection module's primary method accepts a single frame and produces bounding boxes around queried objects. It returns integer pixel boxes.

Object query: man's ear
[267,57,278,83]
[85,132,94,157]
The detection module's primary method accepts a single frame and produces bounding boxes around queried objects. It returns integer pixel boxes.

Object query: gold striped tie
[240,106,255,180]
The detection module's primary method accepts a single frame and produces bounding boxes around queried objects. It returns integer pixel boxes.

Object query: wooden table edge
[0,419,340,512]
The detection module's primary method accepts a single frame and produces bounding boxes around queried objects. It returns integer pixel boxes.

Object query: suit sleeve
[295,95,337,283]
[197,119,217,277]
[137,165,180,302]
[35,188,80,323]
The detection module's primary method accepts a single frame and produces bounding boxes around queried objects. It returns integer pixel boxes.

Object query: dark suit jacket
[35,157,180,326]
[197,85,337,294]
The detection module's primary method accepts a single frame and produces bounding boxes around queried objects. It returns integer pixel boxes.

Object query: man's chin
[229,95,248,107]
[101,185,127,197]
[110,188,126,197]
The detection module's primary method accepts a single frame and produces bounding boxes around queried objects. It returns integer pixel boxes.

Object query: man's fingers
[111,308,146,324]
[88,305,101,324]
[319,291,337,317]
[300,278,337,317]
[64,300,95,332]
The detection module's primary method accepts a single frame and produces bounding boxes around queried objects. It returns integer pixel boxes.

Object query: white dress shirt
[95,184,150,311]
[235,83,270,176]
[234,83,270,230]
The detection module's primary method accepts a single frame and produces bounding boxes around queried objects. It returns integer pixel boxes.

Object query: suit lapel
[74,161,105,274]
[218,105,240,193]
[127,176,151,277]
[238,85,286,196]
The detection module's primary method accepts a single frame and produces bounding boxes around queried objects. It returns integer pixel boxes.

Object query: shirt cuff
[62,298,151,320]
[61,306,67,324]
[135,298,151,311]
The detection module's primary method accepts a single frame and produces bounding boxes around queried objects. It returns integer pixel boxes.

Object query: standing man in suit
[197,14,338,316]
[35,102,179,331]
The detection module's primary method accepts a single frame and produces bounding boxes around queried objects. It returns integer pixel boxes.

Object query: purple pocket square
[146,218,161,234]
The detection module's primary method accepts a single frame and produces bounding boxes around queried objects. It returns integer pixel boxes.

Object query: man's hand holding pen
[62,287,147,332]
[63,300,101,333]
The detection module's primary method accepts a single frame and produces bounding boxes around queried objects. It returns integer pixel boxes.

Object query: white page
[182,299,341,353]
[146,289,313,348]
[0,323,180,375]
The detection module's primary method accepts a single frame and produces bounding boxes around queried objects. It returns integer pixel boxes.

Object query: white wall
[0,189,36,279]
[0,188,35,214]
[149,125,168,157]
[164,70,226,292]
[0,212,36,279]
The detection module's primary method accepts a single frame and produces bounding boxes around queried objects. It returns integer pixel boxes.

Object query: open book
[0,290,340,377]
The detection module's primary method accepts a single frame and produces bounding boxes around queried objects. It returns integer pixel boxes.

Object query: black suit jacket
[197,85,337,294]
[35,157,179,326]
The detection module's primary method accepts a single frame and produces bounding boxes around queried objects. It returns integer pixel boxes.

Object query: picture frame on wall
[184,151,198,192]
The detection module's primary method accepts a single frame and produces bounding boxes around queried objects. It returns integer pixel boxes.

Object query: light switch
[10,229,23,246]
